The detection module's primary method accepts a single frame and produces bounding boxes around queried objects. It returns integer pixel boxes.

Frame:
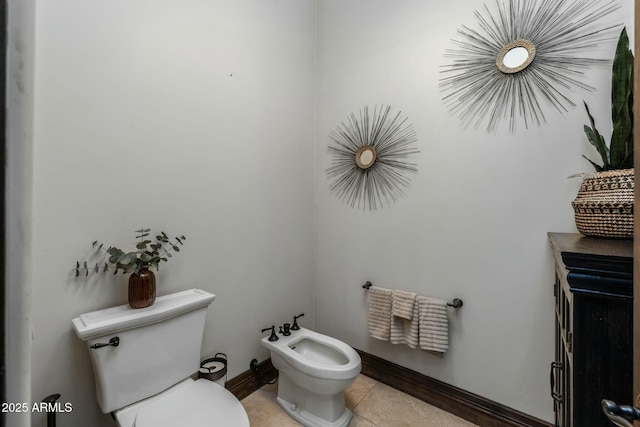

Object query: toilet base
[276,396,353,427]
[275,375,353,427]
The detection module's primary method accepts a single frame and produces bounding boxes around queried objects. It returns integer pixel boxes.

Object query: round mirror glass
[496,39,536,74]
[355,146,377,169]
[502,47,529,69]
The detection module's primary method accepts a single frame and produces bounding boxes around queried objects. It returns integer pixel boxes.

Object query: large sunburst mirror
[326,105,419,211]
[439,0,622,133]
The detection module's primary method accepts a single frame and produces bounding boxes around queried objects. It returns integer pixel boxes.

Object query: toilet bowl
[72,289,249,427]
[261,327,361,427]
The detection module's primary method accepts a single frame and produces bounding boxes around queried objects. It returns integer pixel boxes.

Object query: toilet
[72,289,249,427]
[261,327,361,427]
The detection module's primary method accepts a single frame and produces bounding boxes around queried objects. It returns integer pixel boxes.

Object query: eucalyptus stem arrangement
[74,228,186,277]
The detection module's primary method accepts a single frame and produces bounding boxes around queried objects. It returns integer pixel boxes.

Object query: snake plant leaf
[611,28,633,123]
[583,103,609,168]
[610,105,633,167]
[609,28,634,169]
[581,155,604,172]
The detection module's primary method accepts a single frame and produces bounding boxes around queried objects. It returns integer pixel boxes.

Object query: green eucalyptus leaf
[92,241,98,247]
[136,241,147,250]
[94,263,99,274]
[119,254,132,265]
[75,269,79,278]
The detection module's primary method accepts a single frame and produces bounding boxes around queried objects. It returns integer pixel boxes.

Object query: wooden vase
[128,267,156,309]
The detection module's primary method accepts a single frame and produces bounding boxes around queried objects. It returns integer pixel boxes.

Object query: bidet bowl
[261,327,361,382]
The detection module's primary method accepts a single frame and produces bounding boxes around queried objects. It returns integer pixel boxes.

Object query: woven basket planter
[571,168,634,239]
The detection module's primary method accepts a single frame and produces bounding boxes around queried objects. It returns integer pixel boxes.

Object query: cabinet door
[553,276,571,426]
[572,293,633,426]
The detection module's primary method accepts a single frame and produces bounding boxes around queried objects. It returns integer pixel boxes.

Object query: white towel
[367,286,392,341]
[391,289,416,320]
[417,296,449,353]
[389,290,418,348]
[390,298,419,348]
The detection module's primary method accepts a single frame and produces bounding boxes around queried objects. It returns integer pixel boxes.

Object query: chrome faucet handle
[291,313,304,330]
[261,326,279,341]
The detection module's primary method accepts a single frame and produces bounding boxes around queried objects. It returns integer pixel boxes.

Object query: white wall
[6,1,35,426]
[314,0,634,422]
[29,1,316,426]
[12,1,634,426]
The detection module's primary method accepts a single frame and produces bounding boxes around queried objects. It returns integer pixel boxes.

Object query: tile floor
[241,374,479,427]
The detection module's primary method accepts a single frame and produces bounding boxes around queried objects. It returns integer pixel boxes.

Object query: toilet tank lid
[72,289,215,341]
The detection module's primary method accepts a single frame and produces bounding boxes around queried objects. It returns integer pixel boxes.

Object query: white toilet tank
[72,289,215,414]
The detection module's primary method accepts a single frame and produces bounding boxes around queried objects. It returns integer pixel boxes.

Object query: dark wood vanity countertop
[548,232,633,280]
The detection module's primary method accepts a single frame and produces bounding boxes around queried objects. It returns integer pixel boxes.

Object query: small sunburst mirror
[326,105,419,211]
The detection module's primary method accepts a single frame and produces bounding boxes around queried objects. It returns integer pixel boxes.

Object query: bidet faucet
[261,326,279,341]
[291,313,304,330]
[281,323,291,336]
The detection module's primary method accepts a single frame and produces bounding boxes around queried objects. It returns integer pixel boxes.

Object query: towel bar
[361,281,463,308]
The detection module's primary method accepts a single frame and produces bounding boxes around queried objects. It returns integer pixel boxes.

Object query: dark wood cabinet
[548,233,633,427]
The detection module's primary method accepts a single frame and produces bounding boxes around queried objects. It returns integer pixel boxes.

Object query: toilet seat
[115,379,249,427]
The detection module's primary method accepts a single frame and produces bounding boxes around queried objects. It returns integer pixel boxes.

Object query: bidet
[261,327,361,427]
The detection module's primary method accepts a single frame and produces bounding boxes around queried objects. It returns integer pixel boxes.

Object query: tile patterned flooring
[241,374,479,427]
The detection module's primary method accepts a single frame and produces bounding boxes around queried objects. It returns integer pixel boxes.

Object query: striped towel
[417,296,449,354]
[391,289,416,320]
[390,290,418,348]
[390,294,419,348]
[367,286,392,341]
